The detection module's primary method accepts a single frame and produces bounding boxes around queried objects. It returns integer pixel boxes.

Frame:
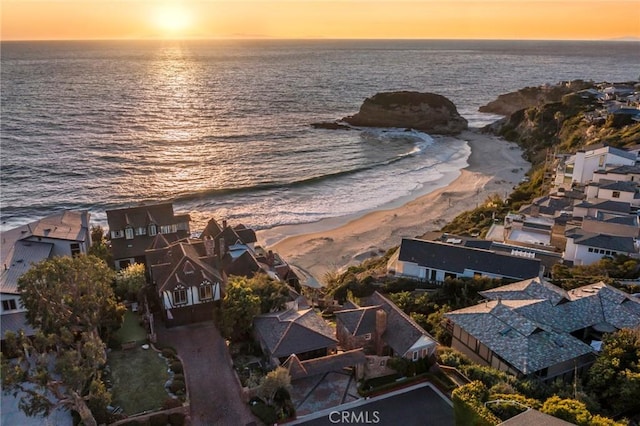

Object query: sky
[1,0,639,41]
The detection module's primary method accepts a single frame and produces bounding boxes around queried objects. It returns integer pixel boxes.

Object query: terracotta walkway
[156,321,258,426]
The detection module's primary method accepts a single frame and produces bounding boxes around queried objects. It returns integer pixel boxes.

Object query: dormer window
[125,226,134,240]
[111,230,124,239]
[173,285,187,305]
[149,223,157,236]
[199,280,213,300]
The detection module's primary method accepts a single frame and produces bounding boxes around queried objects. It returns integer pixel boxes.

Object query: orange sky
[2,1,639,41]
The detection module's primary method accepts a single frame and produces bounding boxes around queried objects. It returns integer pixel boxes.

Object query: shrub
[170,360,183,374]
[163,398,183,410]
[162,348,177,359]
[170,379,186,394]
[172,373,185,383]
[249,399,277,425]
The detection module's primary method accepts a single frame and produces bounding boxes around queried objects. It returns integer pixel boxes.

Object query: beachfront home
[563,228,638,266]
[592,165,640,183]
[106,203,191,270]
[387,238,542,282]
[554,145,637,189]
[0,210,91,338]
[335,291,438,361]
[146,236,225,327]
[444,278,640,381]
[584,180,640,206]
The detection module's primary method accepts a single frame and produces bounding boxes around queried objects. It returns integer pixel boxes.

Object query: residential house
[554,145,637,188]
[572,200,631,219]
[387,238,542,282]
[146,237,225,327]
[253,306,338,366]
[335,292,438,361]
[564,228,638,265]
[592,165,640,183]
[444,278,640,381]
[106,203,190,270]
[0,211,91,338]
[282,349,367,380]
[584,180,640,206]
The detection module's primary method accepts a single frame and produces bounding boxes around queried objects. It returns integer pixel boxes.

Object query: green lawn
[108,347,170,415]
[114,310,147,345]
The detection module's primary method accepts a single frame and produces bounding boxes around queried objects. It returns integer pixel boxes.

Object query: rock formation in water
[341,91,468,135]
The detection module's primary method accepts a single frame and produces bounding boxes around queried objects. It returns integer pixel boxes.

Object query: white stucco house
[554,145,637,188]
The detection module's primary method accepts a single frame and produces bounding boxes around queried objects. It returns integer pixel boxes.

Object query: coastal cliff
[342,91,468,135]
[479,80,592,116]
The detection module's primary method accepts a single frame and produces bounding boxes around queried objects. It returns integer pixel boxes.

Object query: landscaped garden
[113,310,148,346]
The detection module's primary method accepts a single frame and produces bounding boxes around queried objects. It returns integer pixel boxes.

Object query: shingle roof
[565,229,636,252]
[593,180,638,192]
[573,200,631,214]
[445,301,594,374]
[0,311,36,337]
[361,292,437,357]
[480,278,568,306]
[499,408,575,426]
[334,306,380,336]
[283,349,366,380]
[397,238,541,280]
[254,308,338,358]
[106,203,185,229]
[599,165,640,175]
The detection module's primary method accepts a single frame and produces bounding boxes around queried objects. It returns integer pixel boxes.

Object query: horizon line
[2,36,640,43]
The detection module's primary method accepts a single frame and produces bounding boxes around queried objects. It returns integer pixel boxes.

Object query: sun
[152,3,193,37]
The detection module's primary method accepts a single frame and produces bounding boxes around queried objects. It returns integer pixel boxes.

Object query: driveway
[156,321,257,426]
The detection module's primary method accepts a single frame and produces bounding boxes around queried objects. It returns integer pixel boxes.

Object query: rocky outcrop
[342,91,468,135]
[311,121,353,130]
[479,80,593,116]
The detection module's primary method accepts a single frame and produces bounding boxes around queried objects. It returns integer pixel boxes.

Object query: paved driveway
[156,321,257,426]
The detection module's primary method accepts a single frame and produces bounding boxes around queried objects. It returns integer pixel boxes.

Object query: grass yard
[108,347,170,415]
[114,310,147,346]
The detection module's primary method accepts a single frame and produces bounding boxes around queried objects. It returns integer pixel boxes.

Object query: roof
[591,179,638,193]
[106,203,186,229]
[397,238,541,280]
[360,292,437,357]
[253,308,338,358]
[234,225,257,244]
[282,349,366,380]
[579,145,637,162]
[498,409,575,426]
[1,311,36,337]
[565,229,636,252]
[573,200,631,214]
[200,218,223,239]
[596,165,640,175]
[448,279,640,375]
[518,195,573,216]
[147,240,224,294]
[445,300,594,375]
[334,306,380,336]
[0,240,53,294]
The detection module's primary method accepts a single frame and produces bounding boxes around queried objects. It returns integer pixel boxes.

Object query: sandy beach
[257,130,530,283]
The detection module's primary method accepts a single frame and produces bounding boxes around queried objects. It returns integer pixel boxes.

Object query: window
[125,227,134,240]
[199,282,213,300]
[364,333,372,340]
[379,360,386,367]
[70,243,81,257]
[160,225,173,234]
[149,224,157,236]
[412,351,419,361]
[588,248,594,253]
[111,230,124,239]
[173,287,187,305]
[612,191,621,198]
[2,299,17,311]
[135,227,146,236]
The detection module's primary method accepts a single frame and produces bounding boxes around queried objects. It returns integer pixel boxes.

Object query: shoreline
[257,129,530,282]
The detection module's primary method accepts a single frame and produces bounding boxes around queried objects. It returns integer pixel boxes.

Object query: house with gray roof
[335,292,438,361]
[0,211,91,339]
[564,228,638,266]
[445,278,640,381]
[387,238,542,282]
[554,145,637,188]
[593,165,640,184]
[106,203,190,270]
[585,179,640,206]
[253,307,338,365]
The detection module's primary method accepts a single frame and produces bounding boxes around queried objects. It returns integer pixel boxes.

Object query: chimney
[204,236,215,257]
[222,219,227,229]
[218,237,226,261]
[375,309,387,356]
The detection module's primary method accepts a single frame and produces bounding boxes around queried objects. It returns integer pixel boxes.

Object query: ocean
[1,39,638,233]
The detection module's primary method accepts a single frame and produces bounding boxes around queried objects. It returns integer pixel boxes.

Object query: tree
[541,396,592,426]
[258,367,292,405]
[586,328,640,416]
[244,274,290,314]
[2,255,125,426]
[114,262,147,301]
[220,278,261,341]
[88,225,113,268]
